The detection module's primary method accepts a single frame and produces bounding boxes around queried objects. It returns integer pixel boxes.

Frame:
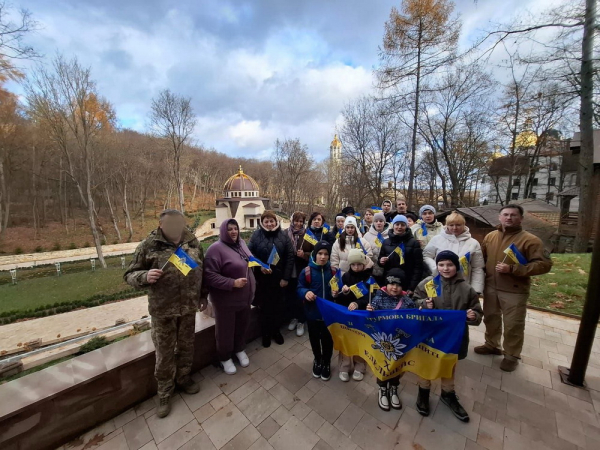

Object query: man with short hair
[125,209,207,417]
[382,199,395,223]
[475,204,552,372]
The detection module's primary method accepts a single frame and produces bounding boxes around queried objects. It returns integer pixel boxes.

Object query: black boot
[312,359,322,378]
[262,335,271,348]
[441,390,470,422]
[272,330,284,345]
[320,359,331,381]
[416,387,430,416]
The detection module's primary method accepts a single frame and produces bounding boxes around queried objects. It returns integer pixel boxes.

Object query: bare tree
[273,138,315,214]
[149,89,195,214]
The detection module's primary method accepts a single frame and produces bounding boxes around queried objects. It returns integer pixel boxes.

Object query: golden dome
[515,130,537,148]
[331,134,341,148]
[224,165,260,192]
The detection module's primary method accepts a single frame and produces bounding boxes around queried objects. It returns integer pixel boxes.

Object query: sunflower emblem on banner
[371,331,407,361]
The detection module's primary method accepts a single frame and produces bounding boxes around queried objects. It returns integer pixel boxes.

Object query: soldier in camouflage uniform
[124,209,207,418]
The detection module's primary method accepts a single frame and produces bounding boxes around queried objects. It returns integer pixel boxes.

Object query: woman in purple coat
[204,219,256,375]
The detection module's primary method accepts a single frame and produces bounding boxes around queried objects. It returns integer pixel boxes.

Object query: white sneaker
[352,371,364,381]
[221,359,236,375]
[339,371,350,382]
[288,318,298,331]
[296,322,305,337]
[235,351,250,368]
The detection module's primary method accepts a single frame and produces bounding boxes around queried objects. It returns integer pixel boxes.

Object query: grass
[528,253,591,316]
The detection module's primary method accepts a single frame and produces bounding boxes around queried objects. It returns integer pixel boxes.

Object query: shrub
[34,246,44,253]
[52,242,61,251]
[68,242,77,250]
[83,242,90,248]
[14,247,23,255]
[79,336,110,353]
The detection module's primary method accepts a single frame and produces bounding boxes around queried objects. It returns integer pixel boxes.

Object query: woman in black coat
[379,215,423,293]
[248,210,295,347]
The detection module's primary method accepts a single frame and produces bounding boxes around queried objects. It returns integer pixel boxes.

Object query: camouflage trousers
[151,313,196,398]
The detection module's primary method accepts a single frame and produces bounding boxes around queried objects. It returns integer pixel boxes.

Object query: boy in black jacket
[334,249,372,382]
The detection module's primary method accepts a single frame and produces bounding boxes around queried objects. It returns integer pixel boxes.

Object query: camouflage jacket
[124,228,206,317]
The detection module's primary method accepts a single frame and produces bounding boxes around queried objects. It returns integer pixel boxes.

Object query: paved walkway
[62,308,600,450]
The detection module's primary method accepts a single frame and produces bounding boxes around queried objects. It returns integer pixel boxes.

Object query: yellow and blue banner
[355,237,368,255]
[317,298,465,381]
[393,243,405,265]
[167,247,199,276]
[248,256,270,270]
[504,243,527,265]
[268,247,280,266]
[459,252,471,277]
[304,229,318,246]
[349,281,369,299]
[425,274,442,298]
[374,232,384,248]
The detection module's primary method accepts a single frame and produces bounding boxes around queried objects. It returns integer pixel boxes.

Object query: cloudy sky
[10,0,566,160]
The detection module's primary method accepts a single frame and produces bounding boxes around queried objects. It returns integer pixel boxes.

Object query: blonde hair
[445,212,466,226]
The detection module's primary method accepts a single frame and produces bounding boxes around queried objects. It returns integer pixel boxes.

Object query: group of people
[124,199,552,421]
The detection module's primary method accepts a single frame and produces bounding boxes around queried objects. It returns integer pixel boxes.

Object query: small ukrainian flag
[367,276,380,293]
[459,252,471,277]
[356,237,368,255]
[350,281,369,299]
[167,247,199,276]
[304,229,318,246]
[267,246,280,266]
[425,274,442,298]
[374,232,384,248]
[393,243,405,265]
[504,243,527,265]
[329,269,343,292]
[323,223,331,234]
[248,256,270,270]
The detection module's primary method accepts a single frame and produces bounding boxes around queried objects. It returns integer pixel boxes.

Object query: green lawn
[528,253,591,316]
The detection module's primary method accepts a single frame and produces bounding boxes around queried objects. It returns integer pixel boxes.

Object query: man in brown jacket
[125,209,207,418]
[475,204,552,372]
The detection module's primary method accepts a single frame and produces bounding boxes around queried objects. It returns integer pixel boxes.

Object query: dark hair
[309,211,325,226]
[500,204,524,216]
[338,231,357,252]
[405,212,418,222]
[382,200,392,206]
[159,209,184,221]
[292,211,307,222]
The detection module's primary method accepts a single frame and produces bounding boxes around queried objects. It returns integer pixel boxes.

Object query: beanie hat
[405,212,418,223]
[419,205,436,217]
[386,268,406,286]
[436,250,459,269]
[348,248,367,266]
[344,217,358,229]
[391,215,408,226]
[342,206,355,216]
[311,240,332,259]
[261,210,277,222]
[335,215,345,222]
[373,212,385,222]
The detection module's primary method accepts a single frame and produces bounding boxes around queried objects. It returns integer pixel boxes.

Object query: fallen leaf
[549,283,558,287]
[578,269,586,275]
[549,301,565,309]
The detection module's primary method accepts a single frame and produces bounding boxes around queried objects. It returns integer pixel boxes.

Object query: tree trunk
[407,25,423,210]
[85,160,106,268]
[122,181,134,241]
[0,157,9,235]
[573,0,596,253]
[105,185,122,242]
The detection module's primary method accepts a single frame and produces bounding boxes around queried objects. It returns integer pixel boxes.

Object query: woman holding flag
[411,205,443,248]
[379,215,423,293]
[363,212,389,285]
[248,210,295,348]
[204,219,256,375]
[331,217,373,273]
[423,212,485,294]
[304,212,335,246]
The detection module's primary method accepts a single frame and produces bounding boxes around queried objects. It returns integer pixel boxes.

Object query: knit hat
[348,248,367,266]
[311,240,332,259]
[419,205,436,216]
[386,268,406,286]
[405,212,418,223]
[436,250,459,269]
[261,210,277,222]
[344,217,358,229]
[373,212,385,222]
[342,206,355,216]
[391,215,408,226]
[335,215,345,222]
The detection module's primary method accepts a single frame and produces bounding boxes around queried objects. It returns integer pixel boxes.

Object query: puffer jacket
[297,257,336,321]
[336,268,373,309]
[124,228,205,318]
[413,274,483,360]
[370,287,416,310]
[362,224,389,278]
[379,228,423,291]
[423,226,485,293]
[248,219,295,281]
[411,220,444,248]
[331,234,374,273]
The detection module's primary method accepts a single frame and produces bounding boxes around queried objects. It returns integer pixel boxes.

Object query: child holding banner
[334,249,372,382]
[366,268,416,411]
[413,250,483,423]
[297,241,338,381]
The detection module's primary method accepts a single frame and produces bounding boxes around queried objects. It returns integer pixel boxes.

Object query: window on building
[513,179,520,186]
[249,219,254,228]
[548,177,556,186]
[529,193,537,199]
[532,178,538,186]
[511,193,519,200]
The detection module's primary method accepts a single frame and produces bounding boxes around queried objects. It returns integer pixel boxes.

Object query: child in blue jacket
[297,240,337,381]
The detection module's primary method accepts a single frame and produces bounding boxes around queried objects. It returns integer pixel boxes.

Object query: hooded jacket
[124,227,205,317]
[379,227,423,291]
[297,257,336,321]
[481,225,552,294]
[331,234,374,273]
[248,217,295,281]
[362,224,389,278]
[413,273,483,360]
[411,220,444,248]
[423,226,485,293]
[203,220,256,308]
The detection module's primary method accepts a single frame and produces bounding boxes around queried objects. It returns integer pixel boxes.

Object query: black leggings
[307,320,333,363]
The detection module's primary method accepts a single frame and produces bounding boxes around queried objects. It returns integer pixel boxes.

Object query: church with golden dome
[215,166,270,229]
